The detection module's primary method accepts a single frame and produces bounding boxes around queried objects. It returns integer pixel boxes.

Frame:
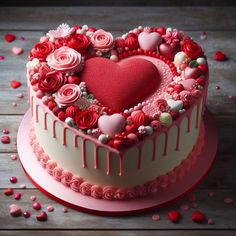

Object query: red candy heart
[4,188,14,196]
[167,210,182,222]
[4,34,16,43]
[10,80,22,89]
[81,57,160,112]
[1,136,10,144]
[214,51,227,61]
[36,211,48,221]
[192,210,206,223]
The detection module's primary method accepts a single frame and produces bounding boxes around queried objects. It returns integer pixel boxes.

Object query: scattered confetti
[3,129,10,134]
[191,210,206,223]
[224,197,233,204]
[63,207,68,213]
[180,204,190,211]
[20,184,26,189]
[32,202,42,210]
[200,31,207,40]
[23,210,31,218]
[47,205,54,212]
[9,204,22,217]
[167,210,181,223]
[30,195,36,201]
[10,154,18,160]
[214,51,227,61]
[10,80,22,89]
[0,55,5,60]
[16,93,24,99]
[10,176,18,184]
[4,34,16,43]
[13,192,21,200]
[208,191,214,197]
[208,218,215,225]
[12,46,24,56]
[1,136,11,144]
[4,188,14,196]
[36,211,48,221]
[215,86,221,90]
[152,214,161,221]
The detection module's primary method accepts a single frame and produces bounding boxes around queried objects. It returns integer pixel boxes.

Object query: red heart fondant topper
[81,57,160,112]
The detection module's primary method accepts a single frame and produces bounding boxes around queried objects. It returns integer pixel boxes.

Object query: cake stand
[17,109,218,216]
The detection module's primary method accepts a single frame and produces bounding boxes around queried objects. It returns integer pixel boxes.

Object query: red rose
[29,41,55,62]
[75,110,99,130]
[66,34,91,54]
[54,37,67,48]
[181,37,203,60]
[38,71,67,93]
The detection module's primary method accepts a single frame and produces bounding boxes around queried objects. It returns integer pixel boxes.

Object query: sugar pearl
[110,55,118,62]
[174,52,188,67]
[159,113,173,127]
[42,96,49,105]
[145,126,153,135]
[98,134,109,144]
[196,57,206,65]
[65,117,74,126]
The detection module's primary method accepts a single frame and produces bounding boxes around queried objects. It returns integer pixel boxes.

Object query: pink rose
[91,29,114,52]
[61,170,73,187]
[54,84,81,107]
[79,182,92,196]
[102,186,115,200]
[70,176,83,192]
[46,46,83,72]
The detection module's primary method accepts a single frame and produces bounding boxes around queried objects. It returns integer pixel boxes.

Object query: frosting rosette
[91,29,114,52]
[102,186,115,200]
[38,71,67,94]
[79,182,92,195]
[70,176,83,192]
[75,110,99,130]
[54,84,81,107]
[46,46,83,72]
[61,170,73,187]
[91,185,103,199]
[66,34,91,54]
[29,41,55,62]
[181,37,203,60]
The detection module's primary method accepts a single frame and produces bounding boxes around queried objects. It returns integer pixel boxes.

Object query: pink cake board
[17,109,218,216]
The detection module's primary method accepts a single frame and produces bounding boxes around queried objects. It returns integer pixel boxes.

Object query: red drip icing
[118,154,123,176]
[106,151,111,175]
[52,120,56,138]
[137,146,142,169]
[62,127,67,146]
[35,104,39,123]
[152,137,157,160]
[176,124,181,151]
[82,139,87,168]
[73,134,78,147]
[44,112,47,130]
[94,145,99,169]
[196,103,200,129]
[163,130,169,156]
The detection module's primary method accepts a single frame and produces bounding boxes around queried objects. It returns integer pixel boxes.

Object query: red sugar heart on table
[167,210,182,223]
[9,204,22,217]
[4,188,14,196]
[81,57,160,112]
[4,34,16,43]
[214,51,227,61]
[191,210,206,223]
[1,136,11,144]
[10,80,22,89]
[36,211,48,221]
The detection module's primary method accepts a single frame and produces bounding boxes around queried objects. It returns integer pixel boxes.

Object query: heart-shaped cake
[27,24,209,201]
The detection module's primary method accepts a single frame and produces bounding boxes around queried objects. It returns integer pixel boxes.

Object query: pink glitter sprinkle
[208,218,215,225]
[0,55,5,60]
[63,207,68,213]
[180,204,190,211]
[224,197,233,204]
[19,36,25,41]
[200,32,207,40]
[30,195,36,201]
[215,86,220,90]
[12,102,17,107]
[47,205,54,212]
[3,129,9,134]
[152,214,161,221]
[208,191,215,197]
[10,154,17,160]
[16,93,24,98]
[20,184,26,189]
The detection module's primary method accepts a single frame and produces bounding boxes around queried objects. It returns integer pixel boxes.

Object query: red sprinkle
[10,80,22,89]
[191,210,206,223]
[4,34,16,43]
[4,188,14,196]
[1,136,11,144]
[32,202,42,210]
[0,55,5,60]
[215,86,221,90]
[214,51,227,61]
[23,210,31,218]
[167,210,181,223]
[10,154,17,160]
[14,192,21,200]
[3,129,9,134]
[10,176,18,184]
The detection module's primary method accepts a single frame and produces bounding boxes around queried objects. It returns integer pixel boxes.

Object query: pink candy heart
[184,66,200,79]
[179,79,196,91]
[12,46,24,55]
[138,32,162,51]
[9,204,22,217]
[98,114,126,137]
[159,43,178,60]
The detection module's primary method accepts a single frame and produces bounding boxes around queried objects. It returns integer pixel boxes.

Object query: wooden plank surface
[0,6,236,235]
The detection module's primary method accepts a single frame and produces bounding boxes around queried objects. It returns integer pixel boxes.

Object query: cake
[27,24,208,200]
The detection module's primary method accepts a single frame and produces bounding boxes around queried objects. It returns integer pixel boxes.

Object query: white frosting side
[32,95,203,188]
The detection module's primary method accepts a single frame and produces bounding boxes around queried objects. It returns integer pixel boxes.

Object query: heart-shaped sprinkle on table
[12,46,24,56]
[36,211,48,221]
[191,210,206,223]
[10,80,22,89]
[5,34,16,43]
[167,210,182,223]
[9,204,22,217]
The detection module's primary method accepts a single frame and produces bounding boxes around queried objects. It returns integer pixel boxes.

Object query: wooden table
[0,6,236,235]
